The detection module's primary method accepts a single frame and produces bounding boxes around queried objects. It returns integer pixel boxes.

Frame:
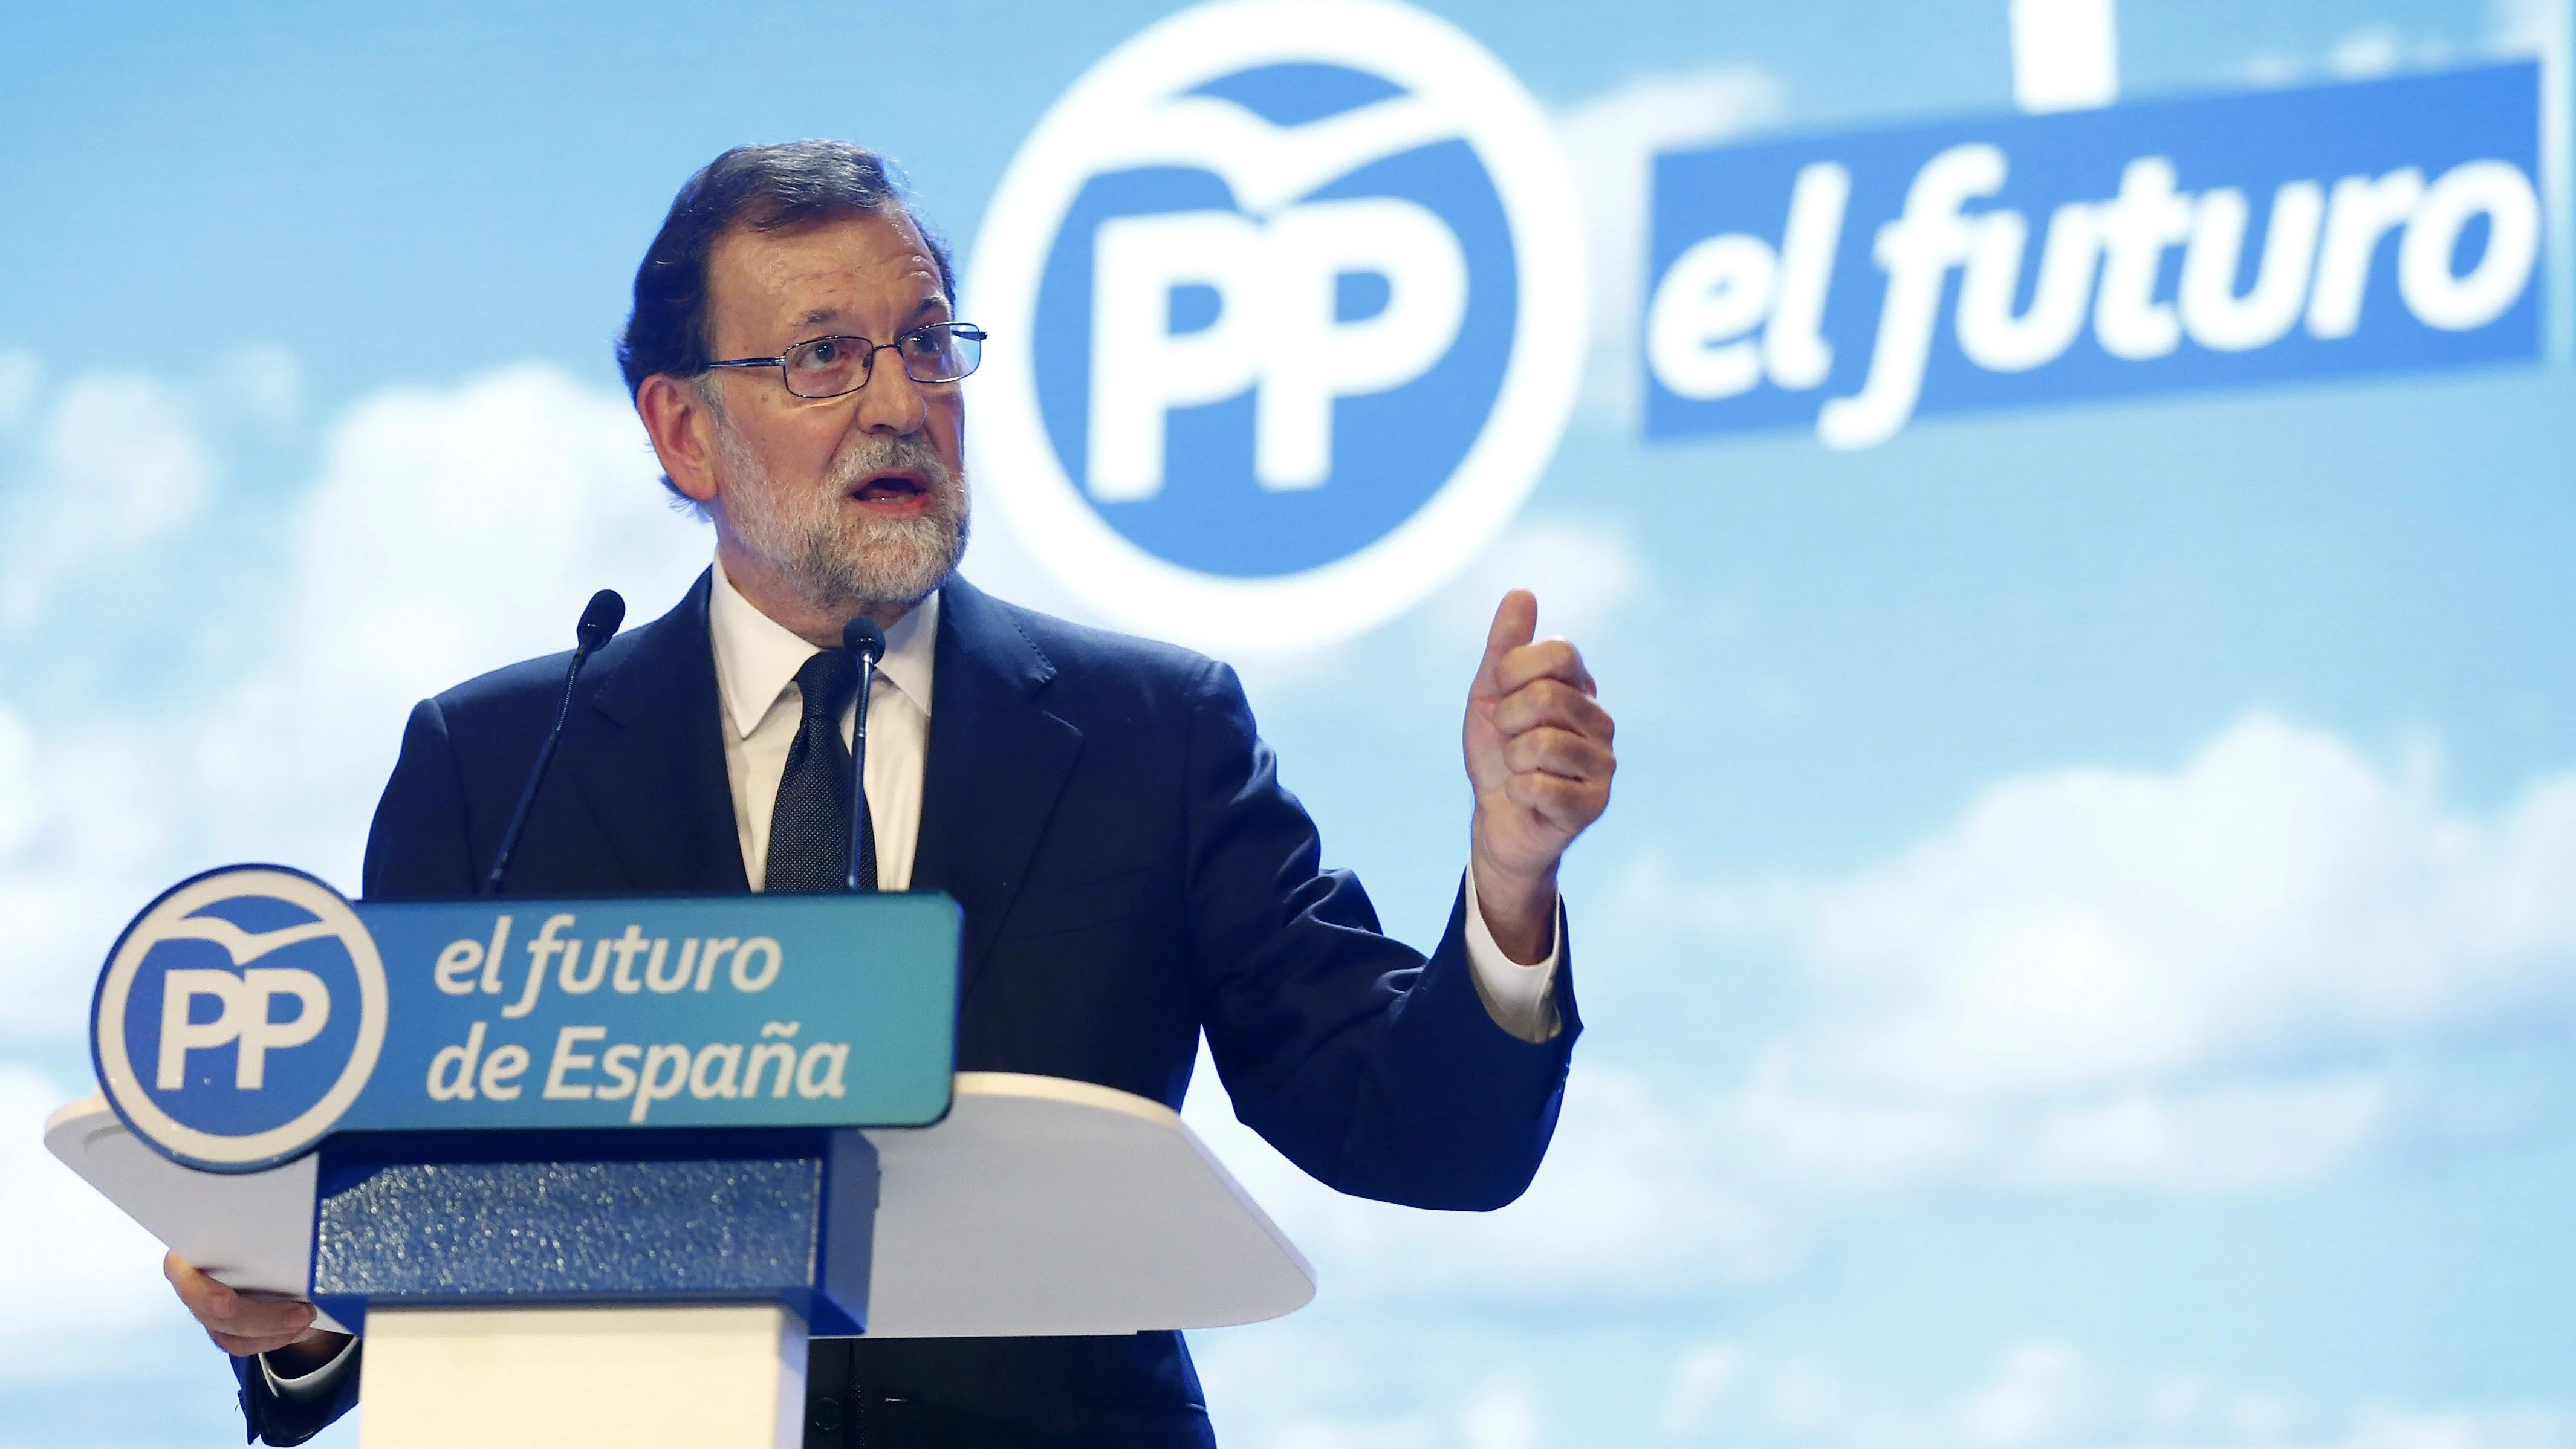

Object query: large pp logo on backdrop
[92,867,388,1171]
[971,0,1585,651]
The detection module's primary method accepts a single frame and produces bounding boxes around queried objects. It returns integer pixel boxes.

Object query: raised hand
[1462,590,1615,961]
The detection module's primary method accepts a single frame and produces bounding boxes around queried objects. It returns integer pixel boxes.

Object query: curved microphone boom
[842,614,886,894]
[482,589,626,895]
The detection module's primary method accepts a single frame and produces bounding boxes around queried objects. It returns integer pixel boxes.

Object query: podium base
[357,1304,806,1449]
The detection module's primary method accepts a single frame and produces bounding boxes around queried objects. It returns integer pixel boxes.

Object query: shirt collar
[878,588,937,718]
[709,558,939,741]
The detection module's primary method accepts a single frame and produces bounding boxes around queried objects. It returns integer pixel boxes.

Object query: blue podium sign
[91,865,961,1172]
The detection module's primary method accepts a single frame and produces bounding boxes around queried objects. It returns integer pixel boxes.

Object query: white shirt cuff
[260,1335,357,1402]
[1461,866,1563,1044]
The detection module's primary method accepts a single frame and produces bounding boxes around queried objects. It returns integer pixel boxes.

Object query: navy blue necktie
[765,650,877,893]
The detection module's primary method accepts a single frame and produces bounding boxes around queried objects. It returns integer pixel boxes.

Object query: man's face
[696,209,969,612]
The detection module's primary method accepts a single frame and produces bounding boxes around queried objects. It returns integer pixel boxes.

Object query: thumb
[1475,589,1538,694]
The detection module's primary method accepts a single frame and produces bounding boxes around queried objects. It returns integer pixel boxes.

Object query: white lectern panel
[861,1071,1314,1336]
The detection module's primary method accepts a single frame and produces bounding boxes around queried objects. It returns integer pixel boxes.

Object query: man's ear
[637,374,721,507]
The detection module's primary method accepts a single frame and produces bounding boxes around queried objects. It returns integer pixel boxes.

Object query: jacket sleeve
[231,1344,364,1447]
[1183,661,1582,1211]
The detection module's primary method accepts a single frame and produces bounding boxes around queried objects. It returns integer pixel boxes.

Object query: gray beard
[715,421,970,614]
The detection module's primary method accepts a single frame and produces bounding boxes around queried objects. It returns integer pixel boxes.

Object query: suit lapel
[569,570,750,894]
[913,575,1082,999]
[556,568,1076,971]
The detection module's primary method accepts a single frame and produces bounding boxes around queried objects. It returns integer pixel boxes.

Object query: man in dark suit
[169,140,1616,1448]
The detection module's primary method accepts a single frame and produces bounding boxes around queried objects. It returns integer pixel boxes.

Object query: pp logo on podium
[91,866,387,1171]
[970,0,1586,652]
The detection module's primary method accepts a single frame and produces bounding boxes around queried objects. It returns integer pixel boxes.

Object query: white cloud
[0,708,34,854]
[288,364,698,712]
[1187,1054,1812,1308]
[204,362,707,849]
[1641,1339,2576,1449]
[1999,1073,2391,1195]
[1458,1385,1540,1449]
[1658,1343,1751,1441]
[0,708,201,1042]
[0,363,707,1038]
[39,375,210,545]
[0,375,213,633]
[2328,28,2408,79]
[0,870,167,1044]
[1207,1328,2575,1449]
[1741,713,2576,1101]
[1594,713,2576,1204]
[2341,1408,2576,1449]
[1955,1342,2107,1449]
[1553,66,1789,424]
[0,1066,181,1381]
[0,374,227,1039]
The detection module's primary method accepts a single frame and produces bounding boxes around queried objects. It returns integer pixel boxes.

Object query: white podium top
[46,1071,1314,1339]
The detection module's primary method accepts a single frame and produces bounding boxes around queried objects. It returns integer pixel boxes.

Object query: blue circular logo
[971,0,1586,651]
[91,866,386,1171]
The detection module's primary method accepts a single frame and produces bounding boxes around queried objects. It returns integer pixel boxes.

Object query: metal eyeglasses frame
[701,323,988,398]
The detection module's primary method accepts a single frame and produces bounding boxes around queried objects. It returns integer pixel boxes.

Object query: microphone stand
[842,615,887,894]
[483,589,625,896]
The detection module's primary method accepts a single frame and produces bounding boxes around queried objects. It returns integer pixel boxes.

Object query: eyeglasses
[703,322,987,399]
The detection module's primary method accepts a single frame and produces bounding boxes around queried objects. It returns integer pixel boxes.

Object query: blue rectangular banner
[346,894,962,1133]
[1644,62,2546,448]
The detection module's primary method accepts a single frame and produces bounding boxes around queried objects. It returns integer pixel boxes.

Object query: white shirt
[711,558,935,893]
[262,562,1560,1398]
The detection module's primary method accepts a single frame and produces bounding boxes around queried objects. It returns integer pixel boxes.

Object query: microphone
[842,614,886,893]
[482,589,626,896]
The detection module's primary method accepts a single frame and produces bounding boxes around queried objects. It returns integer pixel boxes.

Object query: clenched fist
[1463,590,1615,961]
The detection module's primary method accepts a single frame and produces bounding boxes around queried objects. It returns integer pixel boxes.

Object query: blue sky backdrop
[2,3,2572,1447]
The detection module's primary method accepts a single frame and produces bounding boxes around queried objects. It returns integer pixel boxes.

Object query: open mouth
[851,471,929,504]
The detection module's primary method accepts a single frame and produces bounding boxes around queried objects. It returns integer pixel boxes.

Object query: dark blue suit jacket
[235,572,1579,1448]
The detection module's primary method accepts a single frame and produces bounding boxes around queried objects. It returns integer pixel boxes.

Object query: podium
[51,866,1314,1447]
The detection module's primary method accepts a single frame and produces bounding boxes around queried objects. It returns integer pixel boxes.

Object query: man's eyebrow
[896,298,958,337]
[788,294,946,334]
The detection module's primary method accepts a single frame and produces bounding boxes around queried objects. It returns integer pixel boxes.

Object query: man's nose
[855,360,930,436]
